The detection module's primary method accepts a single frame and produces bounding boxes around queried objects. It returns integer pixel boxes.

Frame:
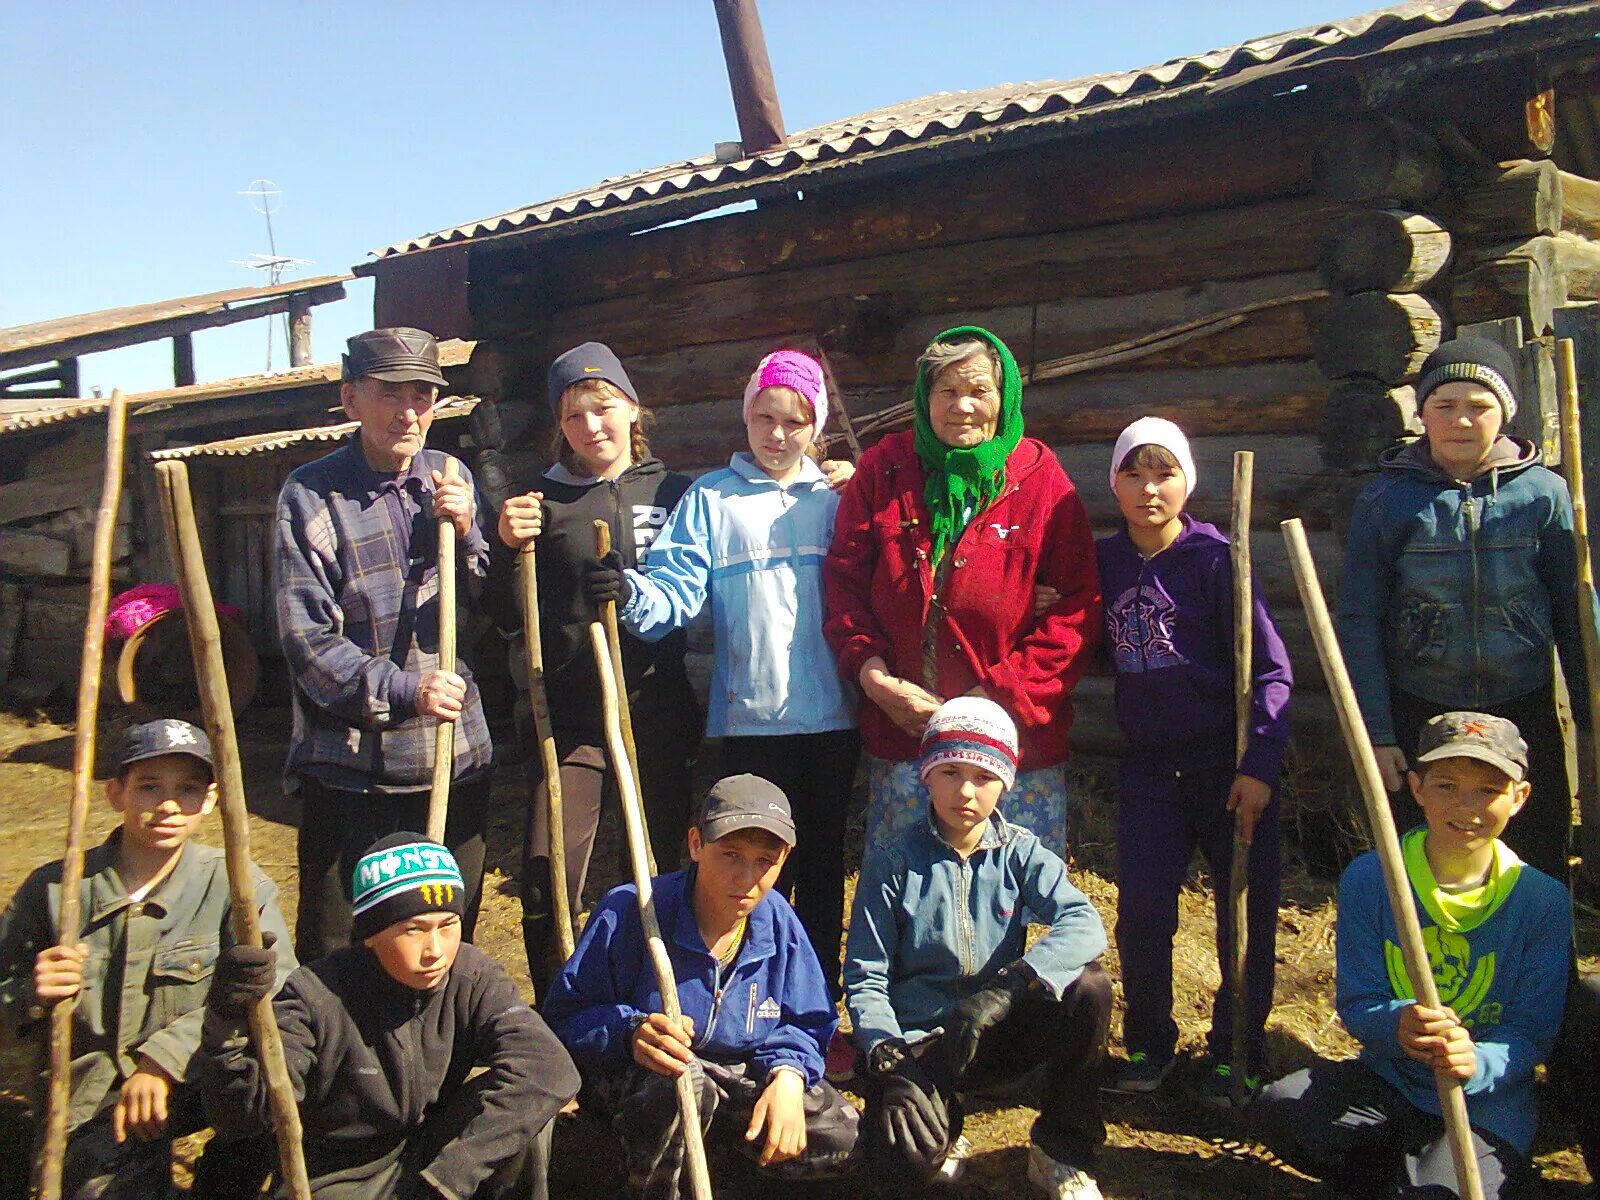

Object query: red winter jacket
[824,430,1101,770]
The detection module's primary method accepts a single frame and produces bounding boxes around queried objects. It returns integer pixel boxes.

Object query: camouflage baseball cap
[1415,711,1528,782]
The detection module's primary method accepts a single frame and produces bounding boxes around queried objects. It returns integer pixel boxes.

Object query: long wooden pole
[428,457,460,843]
[1281,518,1484,1200]
[37,392,127,1200]
[154,461,312,1199]
[593,518,655,875]
[1556,338,1600,881]
[1228,450,1253,1105]
[519,545,575,961]
[590,624,713,1200]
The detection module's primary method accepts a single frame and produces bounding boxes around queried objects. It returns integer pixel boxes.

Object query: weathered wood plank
[540,197,1344,359]
[0,466,104,523]
[1312,292,1449,382]
[1312,116,1445,207]
[504,106,1322,310]
[1318,210,1452,295]
[0,527,71,575]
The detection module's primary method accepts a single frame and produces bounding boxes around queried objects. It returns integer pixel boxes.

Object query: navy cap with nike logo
[547,341,638,414]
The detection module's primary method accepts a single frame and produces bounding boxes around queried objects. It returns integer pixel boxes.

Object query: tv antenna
[236,179,313,371]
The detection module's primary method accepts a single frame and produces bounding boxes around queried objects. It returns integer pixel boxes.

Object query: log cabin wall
[390,53,1600,769]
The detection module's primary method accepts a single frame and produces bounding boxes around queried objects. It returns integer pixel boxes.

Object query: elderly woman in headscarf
[824,326,1101,856]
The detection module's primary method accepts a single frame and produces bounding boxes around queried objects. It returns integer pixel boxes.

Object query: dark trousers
[57,1087,274,1200]
[590,1058,860,1200]
[1251,1058,1533,1199]
[520,673,700,992]
[1115,760,1280,1071]
[722,729,860,999]
[1548,972,1600,1183]
[1389,684,1570,885]
[865,962,1112,1182]
[294,773,490,962]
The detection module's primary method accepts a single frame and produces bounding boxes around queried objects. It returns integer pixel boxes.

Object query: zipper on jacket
[957,857,976,979]
[1465,489,1483,704]
[746,982,758,1034]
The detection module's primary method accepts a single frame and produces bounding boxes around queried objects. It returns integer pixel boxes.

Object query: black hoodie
[201,942,579,1199]
[485,455,692,733]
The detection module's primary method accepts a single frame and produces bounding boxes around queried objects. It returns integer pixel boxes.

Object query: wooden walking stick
[1281,518,1485,1200]
[154,461,312,1200]
[519,544,575,961]
[1556,338,1600,882]
[593,518,655,874]
[37,392,127,1200]
[428,456,460,843]
[590,623,714,1200]
[1228,450,1253,1105]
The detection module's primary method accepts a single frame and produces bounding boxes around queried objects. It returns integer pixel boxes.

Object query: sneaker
[824,1028,860,1084]
[1101,1050,1174,1094]
[1195,1059,1261,1109]
[1027,1144,1103,1200]
[933,1135,972,1186]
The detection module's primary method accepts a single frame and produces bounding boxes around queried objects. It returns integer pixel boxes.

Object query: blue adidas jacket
[1336,835,1572,1152]
[618,453,856,737]
[542,867,835,1087]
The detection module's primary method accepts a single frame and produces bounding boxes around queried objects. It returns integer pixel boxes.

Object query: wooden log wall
[0,434,135,700]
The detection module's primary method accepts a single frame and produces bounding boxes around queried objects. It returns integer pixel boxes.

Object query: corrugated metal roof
[0,274,352,362]
[149,396,479,461]
[0,340,474,437]
[371,0,1581,260]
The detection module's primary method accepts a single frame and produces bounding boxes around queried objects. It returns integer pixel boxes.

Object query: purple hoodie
[1095,515,1293,786]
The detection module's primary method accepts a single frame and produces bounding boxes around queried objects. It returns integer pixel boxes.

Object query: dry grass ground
[1,706,1593,1199]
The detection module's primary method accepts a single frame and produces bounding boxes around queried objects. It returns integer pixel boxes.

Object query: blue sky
[4,1,1351,396]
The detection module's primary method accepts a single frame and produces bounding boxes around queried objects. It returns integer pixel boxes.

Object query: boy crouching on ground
[844,698,1112,1200]
[200,833,579,1199]
[1251,713,1572,1199]
[542,775,860,1199]
[0,719,292,1198]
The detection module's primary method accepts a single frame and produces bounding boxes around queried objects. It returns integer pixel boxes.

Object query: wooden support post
[60,357,81,398]
[1282,518,1485,1200]
[288,295,314,368]
[593,519,653,874]
[520,546,576,962]
[172,333,196,387]
[428,458,460,843]
[1556,339,1600,884]
[590,624,713,1200]
[1228,451,1253,1106]
[36,393,127,1200]
[154,460,312,1200]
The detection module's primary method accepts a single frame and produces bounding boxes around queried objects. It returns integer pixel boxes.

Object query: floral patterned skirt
[862,754,1069,859]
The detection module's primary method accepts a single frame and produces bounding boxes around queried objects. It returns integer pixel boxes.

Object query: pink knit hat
[742,350,828,433]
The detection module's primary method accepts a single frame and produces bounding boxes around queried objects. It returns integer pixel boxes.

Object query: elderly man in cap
[275,326,495,961]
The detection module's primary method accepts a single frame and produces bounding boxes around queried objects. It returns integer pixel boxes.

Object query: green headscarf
[912,326,1025,565]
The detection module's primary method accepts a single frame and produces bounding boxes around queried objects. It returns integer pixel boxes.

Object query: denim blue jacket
[1338,437,1593,745]
[843,811,1106,1053]
[541,867,835,1087]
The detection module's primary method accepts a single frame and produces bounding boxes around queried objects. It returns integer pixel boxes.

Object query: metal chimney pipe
[712,0,787,154]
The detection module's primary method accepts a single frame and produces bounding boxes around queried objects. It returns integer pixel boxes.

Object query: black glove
[869,1039,949,1170]
[207,931,278,1021]
[945,963,1033,1078]
[584,550,631,608]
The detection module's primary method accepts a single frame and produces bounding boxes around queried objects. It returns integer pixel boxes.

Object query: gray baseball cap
[698,774,795,846]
